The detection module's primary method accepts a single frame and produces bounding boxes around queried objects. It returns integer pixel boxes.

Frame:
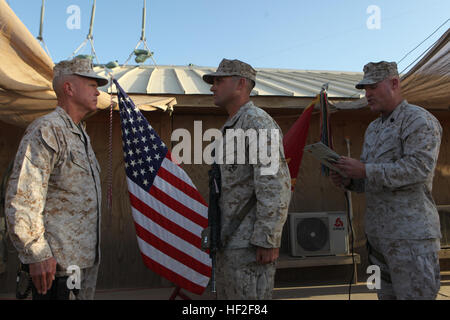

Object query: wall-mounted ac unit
[289,211,349,257]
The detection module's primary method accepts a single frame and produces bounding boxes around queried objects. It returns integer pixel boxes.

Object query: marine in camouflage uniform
[203,59,291,299]
[5,58,107,300]
[333,61,442,300]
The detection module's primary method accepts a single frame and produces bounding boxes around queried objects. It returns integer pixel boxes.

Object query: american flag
[113,79,212,295]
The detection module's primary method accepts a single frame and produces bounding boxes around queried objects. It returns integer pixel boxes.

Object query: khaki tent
[0,0,112,127]
[401,28,450,110]
[0,0,179,128]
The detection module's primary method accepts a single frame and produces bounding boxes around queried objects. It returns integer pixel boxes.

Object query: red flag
[283,96,319,191]
[114,79,212,295]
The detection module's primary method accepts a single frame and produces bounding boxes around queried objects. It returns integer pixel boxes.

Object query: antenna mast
[37,0,52,59]
[69,0,100,64]
[141,0,147,42]
[124,0,157,67]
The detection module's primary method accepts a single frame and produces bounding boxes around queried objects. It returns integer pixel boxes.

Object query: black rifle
[207,163,221,293]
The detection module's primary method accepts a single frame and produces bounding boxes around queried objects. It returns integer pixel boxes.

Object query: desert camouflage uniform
[5,106,101,300]
[348,100,442,299]
[215,247,276,300]
[215,101,291,300]
[367,235,440,300]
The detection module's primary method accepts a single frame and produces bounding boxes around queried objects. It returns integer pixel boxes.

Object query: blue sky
[6,0,450,72]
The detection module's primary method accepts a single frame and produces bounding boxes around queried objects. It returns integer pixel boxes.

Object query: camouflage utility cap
[203,59,257,84]
[53,58,108,86]
[356,61,399,89]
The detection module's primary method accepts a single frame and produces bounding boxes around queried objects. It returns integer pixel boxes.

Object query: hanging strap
[220,193,257,250]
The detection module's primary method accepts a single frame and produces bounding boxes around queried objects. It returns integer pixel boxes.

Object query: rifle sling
[220,193,257,250]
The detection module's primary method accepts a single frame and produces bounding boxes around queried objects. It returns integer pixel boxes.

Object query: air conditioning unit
[289,211,349,257]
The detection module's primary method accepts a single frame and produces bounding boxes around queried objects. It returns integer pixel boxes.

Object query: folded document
[304,142,348,178]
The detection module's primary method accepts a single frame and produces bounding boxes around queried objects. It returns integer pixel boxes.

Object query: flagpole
[106,74,114,212]
[169,286,191,300]
[283,94,319,192]
[114,79,212,296]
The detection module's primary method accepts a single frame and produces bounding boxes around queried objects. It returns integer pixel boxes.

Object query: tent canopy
[400,28,450,110]
[0,0,176,127]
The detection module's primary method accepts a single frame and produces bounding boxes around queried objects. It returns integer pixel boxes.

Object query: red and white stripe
[127,153,212,294]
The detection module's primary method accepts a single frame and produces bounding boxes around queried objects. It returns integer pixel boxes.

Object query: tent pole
[87,0,97,40]
[141,0,146,41]
[123,0,157,67]
[37,0,45,41]
[69,0,100,63]
[36,0,52,60]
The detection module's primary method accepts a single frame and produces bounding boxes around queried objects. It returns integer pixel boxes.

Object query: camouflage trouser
[215,247,276,300]
[367,235,440,300]
[70,264,99,300]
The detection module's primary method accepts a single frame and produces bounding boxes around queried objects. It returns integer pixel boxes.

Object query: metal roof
[95,65,364,99]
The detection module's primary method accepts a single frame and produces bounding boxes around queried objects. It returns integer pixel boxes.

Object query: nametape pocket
[70,150,90,173]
